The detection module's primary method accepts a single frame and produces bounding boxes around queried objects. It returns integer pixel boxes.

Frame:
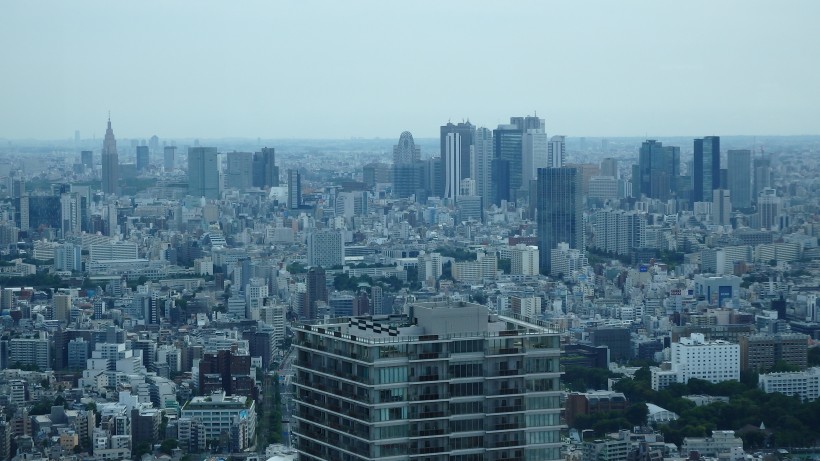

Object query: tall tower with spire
[101,116,119,195]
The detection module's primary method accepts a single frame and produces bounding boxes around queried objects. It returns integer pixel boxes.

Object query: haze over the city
[1,0,819,140]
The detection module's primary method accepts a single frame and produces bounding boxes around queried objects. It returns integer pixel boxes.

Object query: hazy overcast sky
[1,1,818,140]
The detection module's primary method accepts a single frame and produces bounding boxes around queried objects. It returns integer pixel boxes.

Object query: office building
[440,121,475,185]
[537,167,583,275]
[443,132,461,201]
[181,391,256,452]
[288,169,302,209]
[491,158,511,205]
[253,147,279,188]
[650,333,740,390]
[304,267,328,320]
[14,195,61,231]
[394,131,421,165]
[758,367,820,402]
[712,189,731,226]
[136,145,149,171]
[566,391,628,427]
[226,151,253,190]
[757,188,781,231]
[637,140,680,201]
[101,117,119,195]
[739,333,809,372]
[362,162,390,188]
[600,157,618,178]
[591,327,631,362]
[693,136,720,203]
[522,128,548,189]
[163,146,176,171]
[727,149,752,209]
[81,150,93,169]
[753,155,772,200]
[473,127,494,208]
[494,124,524,202]
[307,229,344,268]
[188,147,221,199]
[547,136,566,168]
[293,301,564,461]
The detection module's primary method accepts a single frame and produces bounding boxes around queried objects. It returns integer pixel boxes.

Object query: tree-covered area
[435,247,477,262]
[608,367,820,449]
[563,365,620,392]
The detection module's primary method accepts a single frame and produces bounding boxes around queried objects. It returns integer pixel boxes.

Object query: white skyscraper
[444,132,461,201]
[472,127,493,209]
[523,128,548,185]
[547,135,566,168]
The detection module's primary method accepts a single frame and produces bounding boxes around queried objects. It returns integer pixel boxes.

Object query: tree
[625,402,648,427]
[160,439,179,455]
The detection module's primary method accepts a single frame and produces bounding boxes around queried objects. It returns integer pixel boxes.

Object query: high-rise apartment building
[727,149,752,209]
[590,209,647,256]
[537,167,583,275]
[443,133,461,201]
[693,136,721,203]
[293,301,564,461]
[187,147,221,199]
[637,140,680,201]
[101,118,119,195]
[288,169,302,209]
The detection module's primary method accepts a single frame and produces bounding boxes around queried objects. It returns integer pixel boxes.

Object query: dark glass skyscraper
[288,169,302,209]
[537,167,583,275]
[252,147,279,188]
[136,145,149,171]
[491,158,510,205]
[693,136,720,203]
[493,125,523,202]
[637,140,680,201]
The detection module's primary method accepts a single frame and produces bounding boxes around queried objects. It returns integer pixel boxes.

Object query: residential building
[293,300,564,461]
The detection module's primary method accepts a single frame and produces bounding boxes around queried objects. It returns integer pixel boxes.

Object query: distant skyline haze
[1,0,818,140]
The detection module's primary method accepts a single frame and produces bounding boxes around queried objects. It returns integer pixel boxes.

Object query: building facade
[293,301,564,461]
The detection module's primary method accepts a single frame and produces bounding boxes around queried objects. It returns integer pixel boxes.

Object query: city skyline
[2,1,819,140]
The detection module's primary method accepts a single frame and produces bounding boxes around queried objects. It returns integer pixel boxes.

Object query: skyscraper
[187,147,221,199]
[163,146,176,171]
[287,169,301,209]
[637,140,680,201]
[537,167,583,275]
[136,145,149,171]
[727,149,752,209]
[440,121,475,184]
[493,124,523,202]
[392,132,425,199]
[304,267,327,320]
[693,136,721,203]
[252,147,279,188]
[393,131,421,164]
[443,132,461,201]
[522,128,548,189]
[547,135,566,168]
[226,152,253,190]
[472,127,494,209]
[81,150,93,169]
[491,158,510,205]
[601,157,618,178]
[753,155,772,202]
[712,189,731,226]
[101,117,119,195]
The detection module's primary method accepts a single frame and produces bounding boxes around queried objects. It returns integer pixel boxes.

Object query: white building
[89,241,139,262]
[682,430,743,458]
[550,242,587,278]
[758,367,820,402]
[181,391,256,451]
[510,244,539,276]
[651,333,740,391]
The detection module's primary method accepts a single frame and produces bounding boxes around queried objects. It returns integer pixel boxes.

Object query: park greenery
[566,364,820,449]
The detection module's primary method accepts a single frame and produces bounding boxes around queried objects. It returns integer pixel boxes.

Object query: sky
[1,1,819,140]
